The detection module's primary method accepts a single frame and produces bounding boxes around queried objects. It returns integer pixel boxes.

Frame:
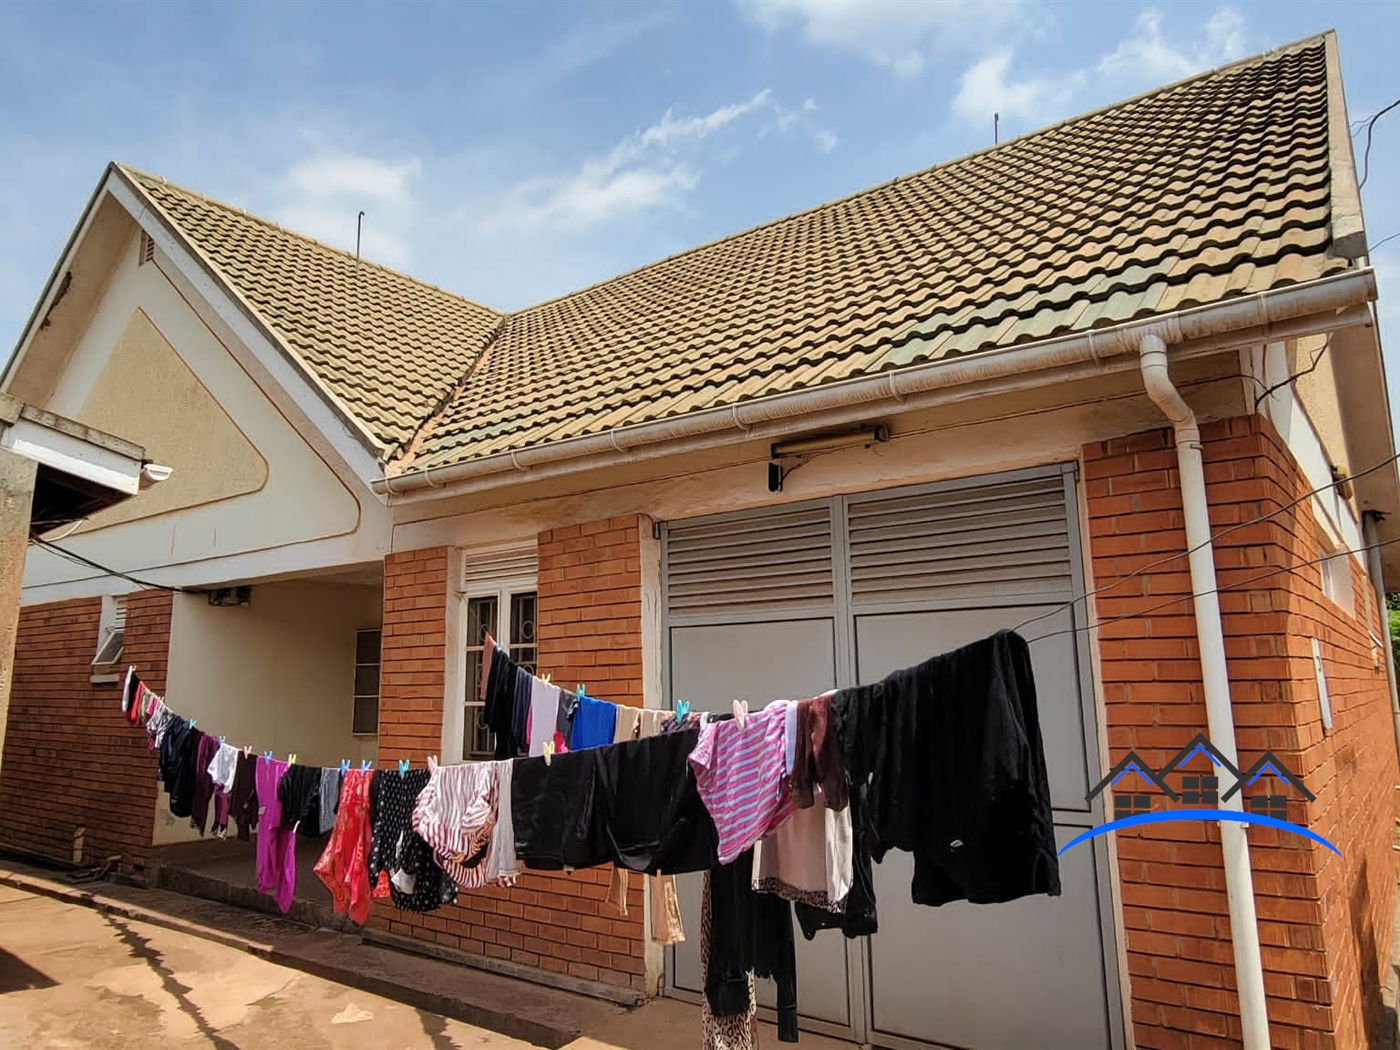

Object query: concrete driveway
[0,883,852,1050]
[0,882,537,1050]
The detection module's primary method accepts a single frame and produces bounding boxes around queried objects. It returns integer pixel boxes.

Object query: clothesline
[121,629,1059,1050]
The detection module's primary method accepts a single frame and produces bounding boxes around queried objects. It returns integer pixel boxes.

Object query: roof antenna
[994,112,1000,145]
[355,210,365,271]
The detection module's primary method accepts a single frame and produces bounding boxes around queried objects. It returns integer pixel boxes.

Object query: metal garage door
[661,465,1124,1050]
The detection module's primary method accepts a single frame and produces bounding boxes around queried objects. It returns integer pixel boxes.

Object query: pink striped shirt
[412,763,497,890]
[689,701,795,865]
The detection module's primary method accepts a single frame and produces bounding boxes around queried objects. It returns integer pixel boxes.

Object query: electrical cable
[30,536,205,594]
[1252,335,1331,412]
[1024,532,1400,646]
[1358,96,1400,191]
[1011,446,1400,635]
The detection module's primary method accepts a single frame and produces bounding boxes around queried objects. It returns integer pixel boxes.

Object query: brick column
[379,547,449,765]
[537,516,644,707]
[1083,414,1399,1050]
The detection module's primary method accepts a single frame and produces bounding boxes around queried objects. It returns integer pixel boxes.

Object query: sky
[1,0,1398,424]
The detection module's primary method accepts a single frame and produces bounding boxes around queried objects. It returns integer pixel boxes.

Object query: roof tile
[116,38,1352,472]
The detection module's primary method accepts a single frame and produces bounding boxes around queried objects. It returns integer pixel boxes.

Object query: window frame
[352,627,382,736]
[447,543,539,764]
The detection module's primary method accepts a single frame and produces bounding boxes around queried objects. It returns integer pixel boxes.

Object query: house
[1087,749,1180,818]
[1,30,1396,1050]
[1156,732,1242,807]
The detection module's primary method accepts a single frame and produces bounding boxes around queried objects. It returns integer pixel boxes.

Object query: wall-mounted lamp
[140,463,173,489]
[769,424,890,492]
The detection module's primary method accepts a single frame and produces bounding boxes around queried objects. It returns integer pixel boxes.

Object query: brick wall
[536,516,645,707]
[378,547,450,764]
[1084,414,1398,1050]
[369,521,649,995]
[0,589,171,878]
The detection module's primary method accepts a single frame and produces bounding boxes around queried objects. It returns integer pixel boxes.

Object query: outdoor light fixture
[139,462,173,489]
[768,424,890,492]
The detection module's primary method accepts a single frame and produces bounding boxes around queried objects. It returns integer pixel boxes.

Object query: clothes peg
[243,745,252,757]
[360,759,371,773]
[427,755,438,772]
[577,684,586,698]
[218,735,226,745]
[339,759,351,774]
[397,758,410,777]
[188,719,196,729]
[674,700,691,722]
[542,673,552,685]
[263,750,274,761]
[288,753,298,765]
[542,739,555,766]
[731,699,749,729]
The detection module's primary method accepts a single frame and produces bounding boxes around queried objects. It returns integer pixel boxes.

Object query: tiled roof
[406,36,1348,470]
[120,167,503,451]
[116,36,1352,471]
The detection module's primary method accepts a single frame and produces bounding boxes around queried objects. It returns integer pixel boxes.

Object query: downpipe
[1139,333,1271,1050]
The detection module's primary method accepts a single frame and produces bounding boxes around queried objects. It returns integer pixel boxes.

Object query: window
[91,595,126,683]
[1114,793,1151,819]
[1316,523,1355,615]
[1180,774,1218,806]
[1248,795,1288,821]
[463,590,537,758]
[353,629,381,735]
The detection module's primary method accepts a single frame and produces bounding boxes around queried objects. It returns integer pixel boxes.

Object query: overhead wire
[1252,335,1331,412]
[1357,95,1400,191]
[30,535,204,594]
[1010,446,1400,635]
[1024,532,1400,646]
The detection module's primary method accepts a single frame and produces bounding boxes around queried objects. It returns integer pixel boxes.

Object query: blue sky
[2,1,1398,420]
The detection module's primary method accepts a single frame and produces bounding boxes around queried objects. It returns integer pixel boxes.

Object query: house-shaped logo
[1221,750,1316,821]
[1071,734,1338,858]
[1157,733,1241,808]
[1086,750,1178,819]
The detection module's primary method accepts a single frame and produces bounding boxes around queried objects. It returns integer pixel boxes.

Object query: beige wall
[76,306,267,528]
[20,231,384,603]
[154,579,380,846]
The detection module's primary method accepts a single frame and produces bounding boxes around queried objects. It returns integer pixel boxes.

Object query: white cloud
[1098,8,1245,82]
[739,0,1030,79]
[488,90,774,231]
[952,6,1249,133]
[273,153,422,269]
[953,51,1082,126]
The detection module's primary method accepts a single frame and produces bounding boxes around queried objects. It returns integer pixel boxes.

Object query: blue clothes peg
[397,758,410,777]
[675,700,691,721]
[360,759,372,773]
[188,719,196,729]
[263,750,274,761]
[339,759,351,774]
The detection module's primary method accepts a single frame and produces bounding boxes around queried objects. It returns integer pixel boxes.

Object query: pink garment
[411,763,497,890]
[689,702,795,865]
[254,757,297,913]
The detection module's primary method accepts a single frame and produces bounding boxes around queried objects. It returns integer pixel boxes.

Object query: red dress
[314,768,376,924]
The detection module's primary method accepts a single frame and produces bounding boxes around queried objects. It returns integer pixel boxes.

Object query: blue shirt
[569,694,617,751]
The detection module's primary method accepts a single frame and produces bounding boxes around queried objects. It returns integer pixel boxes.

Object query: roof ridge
[113,162,503,318]
[506,32,1333,317]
